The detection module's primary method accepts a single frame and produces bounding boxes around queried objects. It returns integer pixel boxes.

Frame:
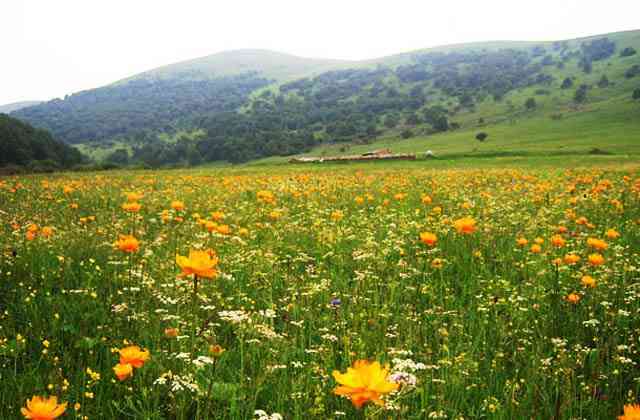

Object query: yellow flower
[118,345,150,368]
[618,403,640,420]
[333,360,399,408]
[419,232,437,247]
[113,363,133,381]
[21,395,67,420]
[330,210,344,221]
[453,217,476,234]
[114,235,139,253]
[431,258,444,269]
[176,249,219,279]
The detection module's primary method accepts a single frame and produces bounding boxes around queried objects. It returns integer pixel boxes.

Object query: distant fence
[289,153,416,164]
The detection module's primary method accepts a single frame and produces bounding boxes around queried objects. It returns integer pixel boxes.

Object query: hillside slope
[10,29,640,166]
[0,114,84,171]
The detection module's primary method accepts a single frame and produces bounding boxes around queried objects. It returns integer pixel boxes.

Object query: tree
[475,132,488,142]
[561,77,574,89]
[633,88,640,100]
[625,65,640,79]
[525,98,537,110]
[400,129,414,139]
[574,84,588,104]
[105,148,129,165]
[383,114,399,128]
[597,75,610,88]
[620,47,637,57]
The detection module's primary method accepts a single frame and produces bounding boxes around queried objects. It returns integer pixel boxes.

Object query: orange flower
[21,395,67,420]
[209,344,226,356]
[205,221,217,232]
[26,231,37,241]
[551,234,566,247]
[421,194,432,204]
[530,244,542,254]
[171,200,185,211]
[606,229,620,239]
[176,249,219,279]
[566,293,581,304]
[164,328,178,338]
[516,237,528,247]
[216,224,231,235]
[581,275,596,288]
[113,363,133,381]
[119,345,150,368]
[619,403,640,420]
[534,237,544,245]
[332,360,399,408]
[115,235,139,253]
[331,210,344,221]
[125,192,144,202]
[588,253,605,266]
[41,226,54,238]
[419,232,437,247]
[453,217,476,234]
[121,202,141,213]
[563,254,581,265]
[211,211,225,221]
[586,237,608,251]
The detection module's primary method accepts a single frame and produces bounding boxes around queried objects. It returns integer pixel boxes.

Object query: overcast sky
[2,0,639,104]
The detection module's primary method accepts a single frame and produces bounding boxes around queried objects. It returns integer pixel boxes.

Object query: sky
[2,0,639,105]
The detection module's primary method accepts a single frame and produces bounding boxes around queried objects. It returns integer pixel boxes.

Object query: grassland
[1,161,639,419]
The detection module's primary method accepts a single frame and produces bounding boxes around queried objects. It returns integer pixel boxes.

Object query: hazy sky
[2,0,639,104]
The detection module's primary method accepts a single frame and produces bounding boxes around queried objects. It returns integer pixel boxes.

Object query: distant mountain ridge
[0,101,42,114]
[9,29,640,165]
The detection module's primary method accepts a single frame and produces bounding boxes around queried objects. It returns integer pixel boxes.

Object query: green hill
[10,29,640,166]
[0,114,85,172]
[121,49,352,83]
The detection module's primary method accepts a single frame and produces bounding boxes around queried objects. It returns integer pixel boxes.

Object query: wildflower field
[1,164,640,419]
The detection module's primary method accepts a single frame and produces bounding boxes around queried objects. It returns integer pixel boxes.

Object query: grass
[1,162,639,419]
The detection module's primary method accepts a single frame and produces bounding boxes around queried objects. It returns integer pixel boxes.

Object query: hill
[0,114,85,172]
[10,29,640,166]
[0,101,42,114]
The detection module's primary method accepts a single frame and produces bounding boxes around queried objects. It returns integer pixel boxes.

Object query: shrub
[475,132,488,142]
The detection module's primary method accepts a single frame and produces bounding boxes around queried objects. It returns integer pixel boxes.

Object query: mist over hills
[8,29,640,165]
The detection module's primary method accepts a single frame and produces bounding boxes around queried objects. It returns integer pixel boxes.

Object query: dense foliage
[13,73,271,144]
[7,35,640,167]
[0,114,84,171]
